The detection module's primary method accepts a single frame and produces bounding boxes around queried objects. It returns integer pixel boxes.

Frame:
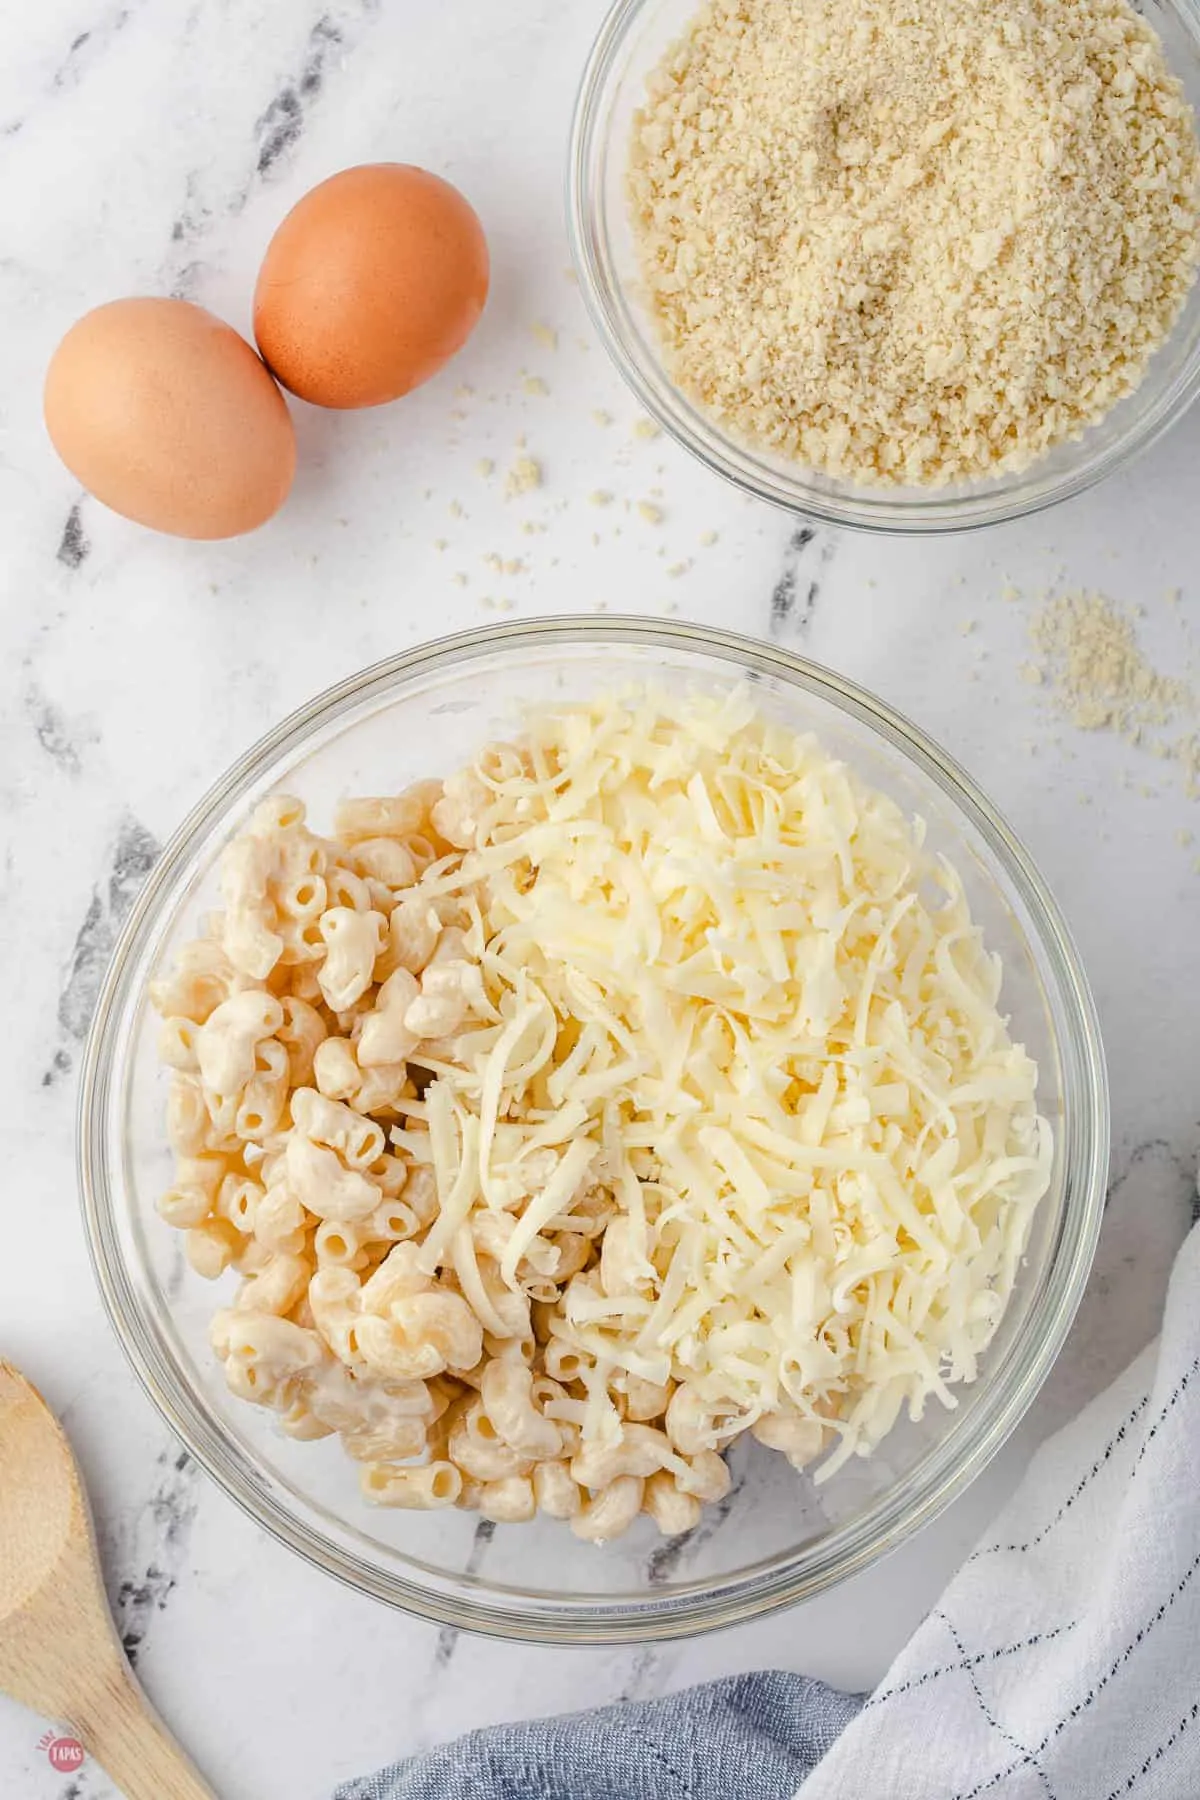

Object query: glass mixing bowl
[79,619,1108,1641]
[568,0,1200,534]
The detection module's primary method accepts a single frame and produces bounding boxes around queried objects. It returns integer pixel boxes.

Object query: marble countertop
[2,2,1199,1795]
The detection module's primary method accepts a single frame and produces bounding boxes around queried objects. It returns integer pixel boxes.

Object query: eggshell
[253,163,489,409]
[44,298,296,539]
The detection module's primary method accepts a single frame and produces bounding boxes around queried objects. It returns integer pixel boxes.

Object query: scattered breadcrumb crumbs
[505,456,543,498]
[700,530,719,547]
[521,521,546,536]
[448,500,464,519]
[667,560,693,578]
[530,322,558,351]
[1002,585,1023,604]
[1031,592,1189,730]
[455,384,475,400]
[592,410,614,428]
[476,458,495,478]
[523,375,549,396]
[483,553,527,577]
[452,573,469,587]
[1025,589,1200,795]
[434,538,448,552]
[633,418,661,441]
[590,490,614,507]
[637,501,664,524]
[960,619,977,636]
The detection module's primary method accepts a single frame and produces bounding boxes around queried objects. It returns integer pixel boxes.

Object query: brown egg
[44,298,296,539]
[253,163,489,409]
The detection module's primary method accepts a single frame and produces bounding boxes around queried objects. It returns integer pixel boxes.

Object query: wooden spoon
[0,1361,217,1799]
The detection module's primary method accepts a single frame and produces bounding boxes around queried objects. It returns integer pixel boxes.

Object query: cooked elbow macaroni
[152,691,1051,1541]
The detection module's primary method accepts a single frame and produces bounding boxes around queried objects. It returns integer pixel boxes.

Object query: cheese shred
[407,688,1052,1474]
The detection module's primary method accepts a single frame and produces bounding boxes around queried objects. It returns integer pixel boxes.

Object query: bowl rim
[77,616,1109,1642]
[566,0,1200,535]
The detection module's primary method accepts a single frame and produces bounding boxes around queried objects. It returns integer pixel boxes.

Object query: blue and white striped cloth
[800,1215,1200,1800]
[340,1218,1200,1800]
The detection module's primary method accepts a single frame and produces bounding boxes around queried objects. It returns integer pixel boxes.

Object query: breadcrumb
[1030,591,1190,732]
[1025,588,1200,796]
[629,0,1199,487]
[505,456,543,498]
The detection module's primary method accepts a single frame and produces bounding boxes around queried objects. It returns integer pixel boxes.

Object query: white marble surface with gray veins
[2,2,1199,1796]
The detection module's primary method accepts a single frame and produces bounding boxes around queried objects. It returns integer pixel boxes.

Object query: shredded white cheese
[405,688,1052,1475]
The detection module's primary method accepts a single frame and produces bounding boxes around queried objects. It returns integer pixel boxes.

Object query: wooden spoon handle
[73,1668,218,1800]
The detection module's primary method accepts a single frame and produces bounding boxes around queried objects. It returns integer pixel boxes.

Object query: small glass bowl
[568,0,1200,534]
[79,619,1108,1641]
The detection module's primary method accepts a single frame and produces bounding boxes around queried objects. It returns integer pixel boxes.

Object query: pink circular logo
[47,1737,85,1772]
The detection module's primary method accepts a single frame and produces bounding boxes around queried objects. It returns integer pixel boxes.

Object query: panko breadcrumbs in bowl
[571,0,1200,531]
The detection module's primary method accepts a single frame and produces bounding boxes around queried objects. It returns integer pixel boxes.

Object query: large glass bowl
[568,0,1200,534]
[78,618,1108,1641]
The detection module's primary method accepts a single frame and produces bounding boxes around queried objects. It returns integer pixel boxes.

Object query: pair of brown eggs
[43,164,490,540]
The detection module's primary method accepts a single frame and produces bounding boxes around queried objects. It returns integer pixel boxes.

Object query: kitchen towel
[337,1212,1200,1800]
[335,1671,863,1800]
